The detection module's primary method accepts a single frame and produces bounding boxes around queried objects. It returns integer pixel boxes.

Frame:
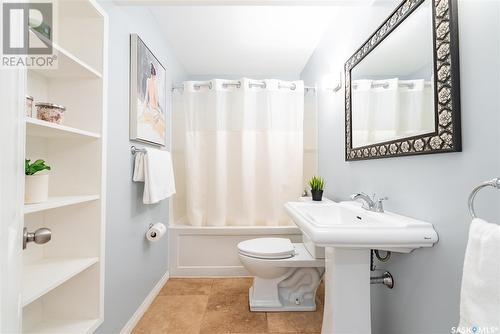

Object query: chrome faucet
[350,193,388,213]
[350,193,375,210]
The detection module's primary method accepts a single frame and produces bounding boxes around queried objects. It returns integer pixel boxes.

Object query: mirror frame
[344,0,461,161]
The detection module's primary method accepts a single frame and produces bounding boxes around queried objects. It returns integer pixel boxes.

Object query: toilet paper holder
[146,223,166,242]
[148,223,157,238]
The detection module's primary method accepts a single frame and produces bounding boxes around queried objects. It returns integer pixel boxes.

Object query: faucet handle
[375,196,388,213]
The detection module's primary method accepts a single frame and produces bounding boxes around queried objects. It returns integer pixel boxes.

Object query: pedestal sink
[285,200,438,334]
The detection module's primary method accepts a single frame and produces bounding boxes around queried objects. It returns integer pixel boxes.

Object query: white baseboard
[120,271,170,334]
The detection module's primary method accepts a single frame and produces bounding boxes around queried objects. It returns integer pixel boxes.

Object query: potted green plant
[309,176,325,201]
[25,159,51,204]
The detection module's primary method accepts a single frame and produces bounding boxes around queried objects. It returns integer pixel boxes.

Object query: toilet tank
[303,233,325,259]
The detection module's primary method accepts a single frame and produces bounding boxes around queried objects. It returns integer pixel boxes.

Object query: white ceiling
[149,6,339,78]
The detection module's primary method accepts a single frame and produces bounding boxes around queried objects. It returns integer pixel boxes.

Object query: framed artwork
[130,33,166,146]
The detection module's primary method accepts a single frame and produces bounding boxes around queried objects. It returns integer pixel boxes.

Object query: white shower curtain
[176,78,304,227]
[351,80,374,147]
[369,78,399,144]
[397,79,435,137]
[352,78,434,148]
[303,89,318,188]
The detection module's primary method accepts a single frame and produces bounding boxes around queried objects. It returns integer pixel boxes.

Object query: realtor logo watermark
[451,326,499,334]
[2,2,57,68]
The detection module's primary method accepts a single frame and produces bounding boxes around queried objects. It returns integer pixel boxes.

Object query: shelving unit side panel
[45,139,102,196]
[41,264,100,319]
[57,17,104,74]
[47,78,103,134]
[27,72,49,106]
[22,264,100,332]
[41,201,102,259]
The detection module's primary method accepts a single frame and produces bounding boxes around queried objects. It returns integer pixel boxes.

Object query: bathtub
[168,223,302,277]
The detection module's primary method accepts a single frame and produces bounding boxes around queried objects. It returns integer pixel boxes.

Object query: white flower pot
[25,174,49,204]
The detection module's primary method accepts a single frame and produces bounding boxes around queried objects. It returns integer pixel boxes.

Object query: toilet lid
[237,238,295,259]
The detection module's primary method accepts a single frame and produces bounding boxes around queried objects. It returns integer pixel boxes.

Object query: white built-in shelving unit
[22,1,107,332]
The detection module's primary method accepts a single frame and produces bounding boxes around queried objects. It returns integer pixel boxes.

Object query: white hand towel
[133,148,176,204]
[133,152,146,182]
[458,218,500,332]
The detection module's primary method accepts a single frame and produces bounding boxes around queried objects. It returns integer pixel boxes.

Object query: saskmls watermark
[451,326,499,334]
[2,2,57,69]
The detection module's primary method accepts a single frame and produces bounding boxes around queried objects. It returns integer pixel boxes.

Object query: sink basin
[285,200,438,253]
[284,199,439,334]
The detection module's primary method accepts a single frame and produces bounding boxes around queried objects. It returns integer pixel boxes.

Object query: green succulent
[309,176,325,191]
[25,159,51,176]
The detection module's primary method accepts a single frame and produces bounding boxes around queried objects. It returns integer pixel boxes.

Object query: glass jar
[35,102,66,124]
[26,96,33,117]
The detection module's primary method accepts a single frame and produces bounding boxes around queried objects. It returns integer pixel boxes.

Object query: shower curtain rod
[172,81,315,92]
[352,81,432,90]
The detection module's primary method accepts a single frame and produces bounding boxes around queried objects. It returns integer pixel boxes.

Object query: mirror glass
[350,0,435,148]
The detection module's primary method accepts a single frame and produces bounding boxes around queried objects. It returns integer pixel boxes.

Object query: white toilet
[238,237,325,312]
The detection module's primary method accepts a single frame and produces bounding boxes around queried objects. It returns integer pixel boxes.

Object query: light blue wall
[301,1,500,333]
[96,3,187,333]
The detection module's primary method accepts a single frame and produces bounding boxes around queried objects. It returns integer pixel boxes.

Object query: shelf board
[26,117,100,139]
[24,195,100,214]
[22,257,99,307]
[28,40,102,79]
[23,318,101,334]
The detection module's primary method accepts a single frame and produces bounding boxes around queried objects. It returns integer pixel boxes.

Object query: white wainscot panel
[169,225,302,277]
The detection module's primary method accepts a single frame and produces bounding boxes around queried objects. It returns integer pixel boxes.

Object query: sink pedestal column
[322,247,371,334]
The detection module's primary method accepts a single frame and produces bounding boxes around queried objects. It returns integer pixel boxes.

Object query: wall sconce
[321,72,343,93]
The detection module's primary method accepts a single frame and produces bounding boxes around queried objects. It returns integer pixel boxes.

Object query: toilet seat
[237,238,295,260]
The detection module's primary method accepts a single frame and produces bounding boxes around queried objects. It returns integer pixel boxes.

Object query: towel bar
[131,146,146,155]
[467,177,500,218]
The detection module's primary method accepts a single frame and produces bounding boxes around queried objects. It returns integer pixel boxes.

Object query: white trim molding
[0,65,26,334]
[120,271,170,334]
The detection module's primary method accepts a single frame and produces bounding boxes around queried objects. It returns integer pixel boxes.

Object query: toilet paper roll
[146,223,166,242]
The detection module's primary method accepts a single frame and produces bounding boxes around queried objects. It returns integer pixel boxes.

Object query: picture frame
[130,33,167,146]
[344,0,461,161]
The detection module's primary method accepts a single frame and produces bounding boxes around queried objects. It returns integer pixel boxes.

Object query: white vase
[25,174,49,204]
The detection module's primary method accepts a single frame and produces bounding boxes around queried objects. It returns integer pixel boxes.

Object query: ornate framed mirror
[345,0,461,161]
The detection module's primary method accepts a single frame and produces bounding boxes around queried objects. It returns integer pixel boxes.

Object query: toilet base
[248,267,323,312]
[249,286,317,311]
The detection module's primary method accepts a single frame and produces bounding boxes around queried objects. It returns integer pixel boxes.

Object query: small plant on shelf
[25,159,51,204]
[309,176,325,201]
[25,159,51,175]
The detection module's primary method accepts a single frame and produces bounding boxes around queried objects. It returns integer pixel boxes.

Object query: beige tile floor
[133,278,324,334]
